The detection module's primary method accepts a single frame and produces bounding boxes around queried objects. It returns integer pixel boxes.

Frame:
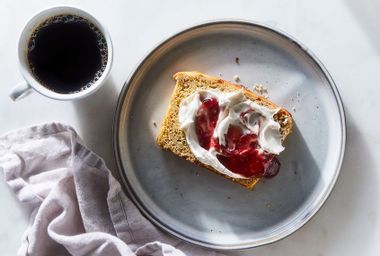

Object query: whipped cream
[179,89,284,179]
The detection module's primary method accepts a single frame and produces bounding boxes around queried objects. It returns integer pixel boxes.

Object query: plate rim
[113,19,347,250]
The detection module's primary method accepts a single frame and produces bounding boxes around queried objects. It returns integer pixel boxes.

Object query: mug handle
[9,81,33,101]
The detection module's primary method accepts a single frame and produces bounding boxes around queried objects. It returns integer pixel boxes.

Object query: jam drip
[194,96,280,179]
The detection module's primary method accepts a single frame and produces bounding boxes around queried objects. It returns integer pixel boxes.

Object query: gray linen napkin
[0,123,221,256]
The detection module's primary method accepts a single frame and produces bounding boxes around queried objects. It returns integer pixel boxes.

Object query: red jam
[195,97,220,149]
[194,97,280,179]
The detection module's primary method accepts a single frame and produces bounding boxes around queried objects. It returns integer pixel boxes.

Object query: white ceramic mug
[10,6,113,101]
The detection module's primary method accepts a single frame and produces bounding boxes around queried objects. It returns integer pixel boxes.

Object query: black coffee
[27,15,107,94]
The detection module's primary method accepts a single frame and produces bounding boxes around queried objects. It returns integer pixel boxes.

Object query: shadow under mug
[10,6,113,101]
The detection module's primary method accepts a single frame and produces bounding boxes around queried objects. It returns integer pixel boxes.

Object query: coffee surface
[28,15,107,93]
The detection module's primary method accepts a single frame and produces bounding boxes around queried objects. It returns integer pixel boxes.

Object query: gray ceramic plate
[114,20,346,250]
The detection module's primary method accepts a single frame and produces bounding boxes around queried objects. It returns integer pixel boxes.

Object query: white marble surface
[0,0,379,255]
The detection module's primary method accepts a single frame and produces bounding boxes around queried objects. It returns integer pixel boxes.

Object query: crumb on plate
[233,74,241,82]
[253,83,268,95]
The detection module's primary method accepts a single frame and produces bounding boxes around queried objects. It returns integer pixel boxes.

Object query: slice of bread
[156,71,293,189]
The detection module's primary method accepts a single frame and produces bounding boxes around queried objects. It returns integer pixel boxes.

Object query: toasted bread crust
[156,71,293,189]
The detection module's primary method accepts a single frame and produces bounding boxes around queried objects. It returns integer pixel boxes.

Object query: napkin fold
[0,123,220,256]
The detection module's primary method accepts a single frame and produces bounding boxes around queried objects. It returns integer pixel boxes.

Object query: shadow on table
[73,77,120,179]
[237,109,378,256]
[345,0,380,53]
